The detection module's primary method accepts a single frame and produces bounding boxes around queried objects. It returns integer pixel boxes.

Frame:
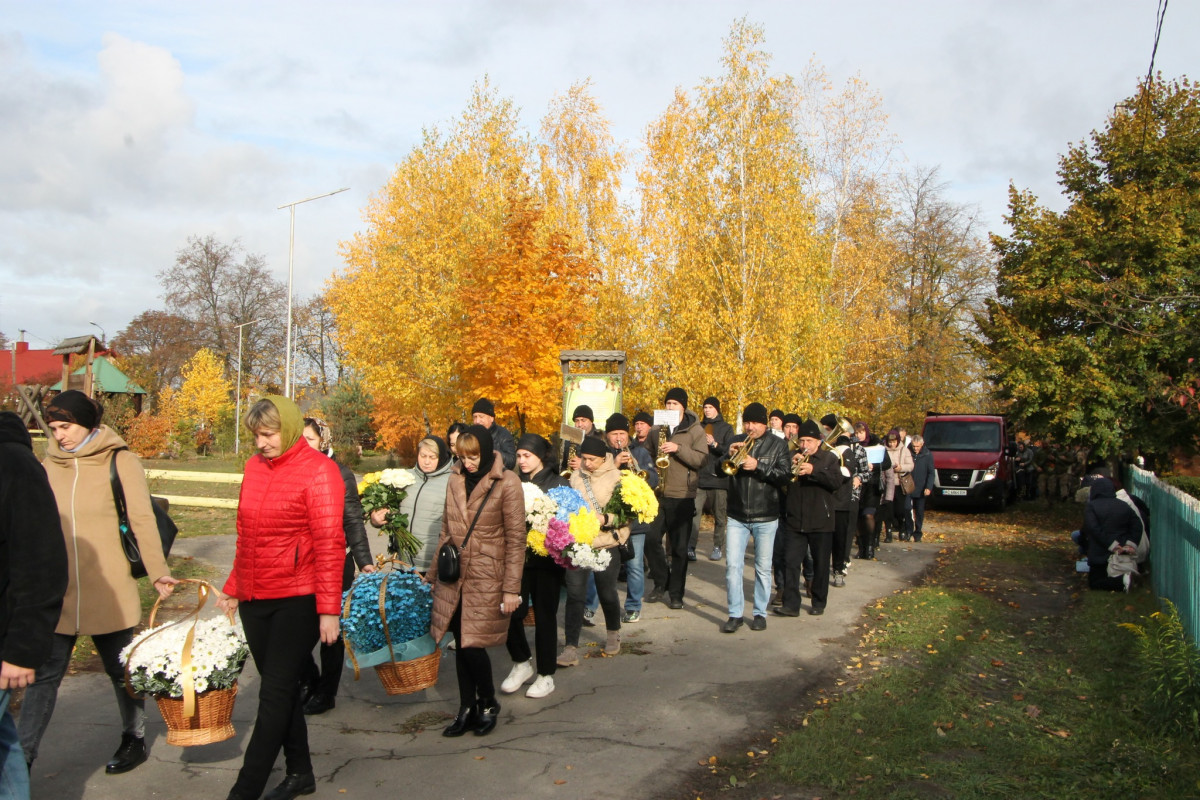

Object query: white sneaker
[500,660,535,694]
[526,674,555,699]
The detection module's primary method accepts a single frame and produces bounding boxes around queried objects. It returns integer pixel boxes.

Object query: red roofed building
[1,340,63,386]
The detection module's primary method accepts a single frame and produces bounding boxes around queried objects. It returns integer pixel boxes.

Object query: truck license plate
[942,489,967,496]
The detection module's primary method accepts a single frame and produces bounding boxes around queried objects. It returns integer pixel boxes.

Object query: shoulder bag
[437,481,496,583]
[109,447,178,579]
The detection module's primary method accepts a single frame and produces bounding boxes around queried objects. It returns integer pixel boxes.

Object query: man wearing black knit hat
[776,420,843,617]
[604,413,657,622]
[471,398,517,470]
[560,404,605,474]
[690,396,733,562]
[721,403,790,633]
[653,388,708,609]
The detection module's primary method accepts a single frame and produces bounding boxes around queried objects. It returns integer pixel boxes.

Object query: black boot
[105,733,147,775]
[474,698,501,736]
[263,772,316,800]
[443,705,478,737]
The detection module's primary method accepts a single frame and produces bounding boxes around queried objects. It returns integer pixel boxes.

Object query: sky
[1,1,1195,350]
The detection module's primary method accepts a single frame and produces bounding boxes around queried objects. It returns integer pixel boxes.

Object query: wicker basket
[155,683,238,746]
[523,606,536,626]
[373,650,441,695]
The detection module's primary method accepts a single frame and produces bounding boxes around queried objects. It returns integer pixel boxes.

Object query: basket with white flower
[358,469,421,559]
[120,580,249,746]
[340,559,438,695]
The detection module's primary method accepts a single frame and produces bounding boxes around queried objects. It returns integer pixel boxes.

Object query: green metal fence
[1126,465,1200,644]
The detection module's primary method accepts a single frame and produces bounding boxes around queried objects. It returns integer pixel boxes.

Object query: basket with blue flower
[340,560,439,695]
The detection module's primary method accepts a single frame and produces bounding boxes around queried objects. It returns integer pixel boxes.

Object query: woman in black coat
[499,434,567,700]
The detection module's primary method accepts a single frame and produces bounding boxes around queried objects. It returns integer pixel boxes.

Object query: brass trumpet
[621,445,648,479]
[720,434,759,475]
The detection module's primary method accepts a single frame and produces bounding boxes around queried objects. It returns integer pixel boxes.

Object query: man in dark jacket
[656,388,708,609]
[560,404,606,474]
[0,412,68,790]
[909,435,935,542]
[471,398,516,470]
[690,396,734,562]
[775,420,844,617]
[721,403,790,633]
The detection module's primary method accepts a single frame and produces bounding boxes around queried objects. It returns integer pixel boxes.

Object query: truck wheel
[991,490,1007,513]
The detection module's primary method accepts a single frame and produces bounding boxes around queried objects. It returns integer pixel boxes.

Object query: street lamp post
[278,186,349,399]
[233,318,264,455]
[89,321,106,347]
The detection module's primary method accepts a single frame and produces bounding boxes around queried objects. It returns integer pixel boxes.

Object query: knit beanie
[798,419,822,440]
[471,398,496,418]
[572,404,595,422]
[783,413,803,428]
[820,413,839,430]
[665,387,688,408]
[580,437,608,458]
[703,396,721,414]
[769,409,785,423]
[605,413,629,432]
[633,411,652,426]
[742,402,768,425]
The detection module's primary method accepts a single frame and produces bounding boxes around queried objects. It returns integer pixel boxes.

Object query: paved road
[30,530,938,800]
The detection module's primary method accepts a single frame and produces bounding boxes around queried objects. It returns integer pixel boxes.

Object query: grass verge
[693,506,1200,799]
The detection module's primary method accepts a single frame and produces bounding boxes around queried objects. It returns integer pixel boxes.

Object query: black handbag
[109,447,177,579]
[437,482,496,583]
[616,536,636,563]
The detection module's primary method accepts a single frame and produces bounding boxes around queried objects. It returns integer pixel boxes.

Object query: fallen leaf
[554,780,567,785]
[1025,705,1041,719]
[474,756,485,761]
[991,660,1006,667]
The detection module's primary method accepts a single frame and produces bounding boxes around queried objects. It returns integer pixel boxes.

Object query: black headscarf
[45,390,103,430]
[462,424,495,495]
[420,435,451,471]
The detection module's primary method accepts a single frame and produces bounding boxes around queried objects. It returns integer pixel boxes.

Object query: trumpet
[621,445,648,479]
[789,443,814,482]
[720,434,759,475]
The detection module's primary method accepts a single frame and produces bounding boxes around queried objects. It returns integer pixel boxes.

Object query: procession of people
[2,387,944,800]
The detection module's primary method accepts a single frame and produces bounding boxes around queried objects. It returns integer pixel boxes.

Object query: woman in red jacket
[218,396,346,800]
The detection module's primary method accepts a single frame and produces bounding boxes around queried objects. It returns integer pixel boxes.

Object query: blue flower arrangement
[546,486,587,522]
[341,569,433,655]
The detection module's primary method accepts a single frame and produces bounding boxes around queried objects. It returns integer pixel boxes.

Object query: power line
[1145,0,1169,86]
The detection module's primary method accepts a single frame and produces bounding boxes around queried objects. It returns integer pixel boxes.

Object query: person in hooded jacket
[500,434,567,699]
[370,435,454,571]
[656,388,709,609]
[217,396,346,800]
[558,437,631,667]
[18,391,178,777]
[1078,477,1144,592]
[299,417,377,716]
[0,411,68,797]
[427,426,525,737]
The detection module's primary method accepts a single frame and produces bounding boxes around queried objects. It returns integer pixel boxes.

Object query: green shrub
[1120,599,1200,739]
[1163,475,1200,501]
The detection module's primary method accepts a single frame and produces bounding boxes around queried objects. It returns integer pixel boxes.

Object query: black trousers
[831,504,858,572]
[662,497,697,602]
[303,553,356,696]
[781,530,833,612]
[643,512,669,592]
[505,564,564,676]
[233,595,319,799]
[449,606,494,707]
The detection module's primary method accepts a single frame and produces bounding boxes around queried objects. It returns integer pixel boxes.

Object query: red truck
[920,413,1017,512]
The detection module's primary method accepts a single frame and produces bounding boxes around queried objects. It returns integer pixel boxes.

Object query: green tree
[980,77,1200,456]
[318,377,376,466]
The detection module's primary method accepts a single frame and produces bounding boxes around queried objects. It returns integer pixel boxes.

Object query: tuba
[720,434,759,476]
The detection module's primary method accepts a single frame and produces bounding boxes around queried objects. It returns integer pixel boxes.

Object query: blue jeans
[624,533,646,612]
[725,517,778,619]
[0,691,28,800]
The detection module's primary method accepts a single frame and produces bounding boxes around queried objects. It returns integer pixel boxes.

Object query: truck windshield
[923,421,1001,452]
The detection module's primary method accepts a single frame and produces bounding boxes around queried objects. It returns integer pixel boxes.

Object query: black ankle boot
[443,705,478,737]
[474,698,501,736]
[263,772,316,800]
[105,733,147,774]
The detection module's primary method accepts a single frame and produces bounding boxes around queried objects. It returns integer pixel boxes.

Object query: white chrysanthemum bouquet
[121,616,249,698]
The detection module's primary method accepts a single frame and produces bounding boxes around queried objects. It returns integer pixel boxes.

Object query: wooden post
[85,337,95,398]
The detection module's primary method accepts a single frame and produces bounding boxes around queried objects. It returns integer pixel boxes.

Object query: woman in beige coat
[557,437,630,667]
[427,425,525,737]
[18,391,177,774]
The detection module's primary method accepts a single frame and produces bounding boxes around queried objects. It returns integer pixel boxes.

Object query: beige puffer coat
[43,425,172,636]
[428,455,526,649]
[569,455,630,549]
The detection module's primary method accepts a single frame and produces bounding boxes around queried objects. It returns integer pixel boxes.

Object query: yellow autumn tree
[175,348,233,453]
[331,81,606,448]
[635,19,826,419]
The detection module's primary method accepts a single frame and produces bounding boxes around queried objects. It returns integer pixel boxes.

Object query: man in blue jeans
[721,404,791,633]
[0,412,68,798]
[602,414,658,622]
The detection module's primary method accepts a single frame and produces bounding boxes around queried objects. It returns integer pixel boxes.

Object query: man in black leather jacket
[720,403,792,633]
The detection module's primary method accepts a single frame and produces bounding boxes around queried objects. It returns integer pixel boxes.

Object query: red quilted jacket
[223,437,347,614]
